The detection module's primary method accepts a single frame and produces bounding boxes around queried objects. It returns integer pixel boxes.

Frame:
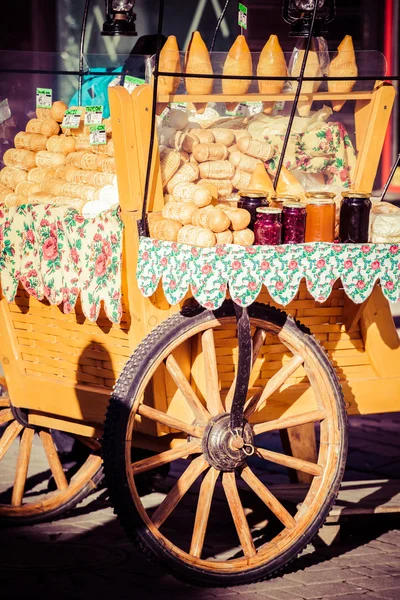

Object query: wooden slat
[131,440,201,475]
[39,431,68,490]
[190,467,220,558]
[0,408,13,424]
[201,329,224,416]
[222,472,256,558]
[158,91,374,103]
[241,466,296,529]
[256,447,322,477]
[151,455,209,528]
[165,354,211,423]
[11,428,34,506]
[0,421,23,460]
[137,404,204,438]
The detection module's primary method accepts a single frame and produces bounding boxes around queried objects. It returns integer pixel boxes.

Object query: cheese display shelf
[0,21,399,589]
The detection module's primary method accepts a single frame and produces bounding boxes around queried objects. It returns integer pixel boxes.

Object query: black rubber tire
[103,300,347,587]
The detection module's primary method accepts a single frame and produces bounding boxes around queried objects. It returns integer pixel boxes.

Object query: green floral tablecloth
[0,204,123,323]
[137,237,400,310]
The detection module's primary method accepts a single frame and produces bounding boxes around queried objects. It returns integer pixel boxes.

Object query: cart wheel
[103,301,347,587]
[0,378,103,526]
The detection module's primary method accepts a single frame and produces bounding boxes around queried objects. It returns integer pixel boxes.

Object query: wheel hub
[202,413,254,471]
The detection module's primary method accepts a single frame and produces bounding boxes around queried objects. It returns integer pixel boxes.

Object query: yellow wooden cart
[0,68,399,585]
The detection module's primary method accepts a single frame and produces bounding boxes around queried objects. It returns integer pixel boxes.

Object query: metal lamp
[102,0,137,36]
[282,0,335,36]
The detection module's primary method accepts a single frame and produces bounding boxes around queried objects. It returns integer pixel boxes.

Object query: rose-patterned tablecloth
[0,204,123,323]
[137,237,400,310]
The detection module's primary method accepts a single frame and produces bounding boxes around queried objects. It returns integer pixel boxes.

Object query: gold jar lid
[305,198,335,205]
[238,189,268,199]
[305,191,336,200]
[341,190,372,199]
[283,202,306,209]
[274,194,300,203]
[256,206,282,214]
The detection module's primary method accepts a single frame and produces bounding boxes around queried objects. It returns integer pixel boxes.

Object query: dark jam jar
[238,190,269,230]
[254,207,282,245]
[270,195,299,209]
[339,191,372,243]
[282,202,307,244]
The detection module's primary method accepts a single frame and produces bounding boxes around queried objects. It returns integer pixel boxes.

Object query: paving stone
[273,582,372,599]
[369,592,400,600]
[283,568,364,585]
[346,576,400,592]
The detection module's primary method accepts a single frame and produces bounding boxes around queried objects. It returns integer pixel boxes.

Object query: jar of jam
[282,202,307,244]
[339,191,372,243]
[254,207,282,245]
[270,194,300,209]
[238,190,269,230]
[305,191,336,242]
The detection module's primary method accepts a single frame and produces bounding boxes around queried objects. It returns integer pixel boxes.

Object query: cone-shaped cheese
[249,163,275,195]
[222,35,252,113]
[257,35,288,115]
[328,35,358,112]
[157,36,182,115]
[185,31,213,114]
[276,166,305,200]
[291,40,322,117]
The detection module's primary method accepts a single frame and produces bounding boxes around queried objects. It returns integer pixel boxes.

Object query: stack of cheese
[0,101,117,212]
[150,180,254,247]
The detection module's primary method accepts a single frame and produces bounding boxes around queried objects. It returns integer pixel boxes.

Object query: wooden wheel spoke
[0,408,13,425]
[0,421,23,461]
[252,410,326,436]
[11,428,34,507]
[201,329,224,416]
[0,396,10,408]
[256,447,322,477]
[138,404,204,438]
[222,472,256,558]
[241,466,296,529]
[151,455,209,528]
[165,354,211,423]
[225,328,266,411]
[39,431,68,491]
[245,355,304,419]
[131,439,201,475]
[190,467,220,558]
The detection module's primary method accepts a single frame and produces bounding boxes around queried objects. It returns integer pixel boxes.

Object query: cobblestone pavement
[1,414,400,600]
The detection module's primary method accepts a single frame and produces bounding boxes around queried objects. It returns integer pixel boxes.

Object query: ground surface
[1,412,400,600]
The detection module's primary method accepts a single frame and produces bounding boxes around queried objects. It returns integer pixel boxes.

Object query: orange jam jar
[304,191,336,242]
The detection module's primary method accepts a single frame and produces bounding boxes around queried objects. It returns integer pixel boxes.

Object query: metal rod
[380,152,400,201]
[273,1,319,189]
[230,304,252,431]
[138,0,165,237]
[78,0,92,106]
[153,73,400,82]
[210,0,231,52]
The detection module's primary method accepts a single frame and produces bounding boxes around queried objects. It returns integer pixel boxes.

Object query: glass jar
[339,191,372,243]
[238,190,269,230]
[282,202,307,244]
[270,194,300,209]
[305,191,336,242]
[254,207,282,245]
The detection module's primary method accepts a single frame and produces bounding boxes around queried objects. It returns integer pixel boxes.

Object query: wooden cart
[0,73,399,584]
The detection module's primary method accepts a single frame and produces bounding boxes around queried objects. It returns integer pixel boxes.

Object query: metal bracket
[229,304,253,431]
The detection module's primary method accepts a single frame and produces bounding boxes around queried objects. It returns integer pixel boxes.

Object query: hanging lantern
[102,0,137,36]
[282,0,335,36]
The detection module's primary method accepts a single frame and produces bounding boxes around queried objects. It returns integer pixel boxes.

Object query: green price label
[124,75,145,93]
[85,105,103,125]
[62,109,82,129]
[90,124,107,145]
[238,3,248,29]
[36,88,52,109]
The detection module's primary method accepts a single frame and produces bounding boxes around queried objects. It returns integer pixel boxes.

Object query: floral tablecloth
[0,204,123,323]
[137,237,400,310]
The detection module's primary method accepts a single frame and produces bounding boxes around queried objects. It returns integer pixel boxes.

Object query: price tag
[85,105,103,125]
[124,75,145,94]
[90,124,107,145]
[238,3,248,30]
[62,109,82,129]
[36,88,52,109]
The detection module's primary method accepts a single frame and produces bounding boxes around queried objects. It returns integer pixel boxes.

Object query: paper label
[36,88,52,109]
[238,3,247,29]
[124,75,145,94]
[0,99,11,125]
[85,105,103,125]
[62,109,82,129]
[90,124,107,145]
